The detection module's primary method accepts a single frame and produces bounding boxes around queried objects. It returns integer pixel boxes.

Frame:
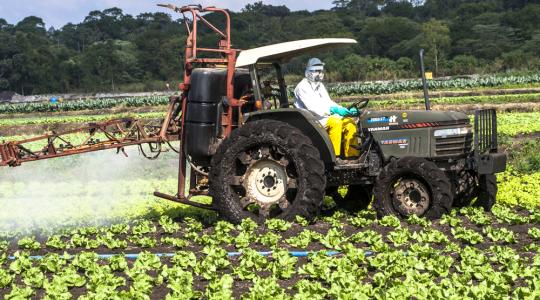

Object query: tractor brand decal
[367,116,389,123]
[380,138,409,147]
[402,112,409,123]
[368,126,390,132]
[389,115,399,125]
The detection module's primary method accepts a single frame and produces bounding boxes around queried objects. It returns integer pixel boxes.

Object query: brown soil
[0,118,163,138]
[0,105,166,120]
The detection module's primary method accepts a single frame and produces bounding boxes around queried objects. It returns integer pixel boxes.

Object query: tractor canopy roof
[235,38,357,68]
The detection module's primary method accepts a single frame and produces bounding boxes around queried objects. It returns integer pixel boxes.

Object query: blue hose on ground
[8,250,375,260]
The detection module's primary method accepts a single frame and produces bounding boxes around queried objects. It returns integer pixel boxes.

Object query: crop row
[0,96,169,115]
[1,75,539,115]
[0,205,539,298]
[495,112,540,136]
[328,74,540,96]
[355,93,540,109]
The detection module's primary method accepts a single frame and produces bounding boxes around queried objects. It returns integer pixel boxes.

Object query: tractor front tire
[452,170,477,208]
[373,157,452,220]
[452,171,497,211]
[209,120,326,224]
[475,174,497,211]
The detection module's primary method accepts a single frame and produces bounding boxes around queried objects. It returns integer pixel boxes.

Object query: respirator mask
[306,69,324,83]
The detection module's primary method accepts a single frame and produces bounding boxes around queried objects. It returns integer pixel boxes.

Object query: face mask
[314,71,324,82]
[306,70,324,82]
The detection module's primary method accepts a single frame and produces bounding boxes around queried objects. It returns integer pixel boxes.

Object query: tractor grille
[435,133,473,156]
[474,109,498,154]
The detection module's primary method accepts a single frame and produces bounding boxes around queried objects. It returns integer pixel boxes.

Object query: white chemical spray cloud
[0,145,178,236]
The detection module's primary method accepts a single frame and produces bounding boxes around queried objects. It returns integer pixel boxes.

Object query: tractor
[0,4,506,224]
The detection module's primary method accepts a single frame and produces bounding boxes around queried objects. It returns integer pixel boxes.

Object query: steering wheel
[347,99,369,110]
[346,99,369,116]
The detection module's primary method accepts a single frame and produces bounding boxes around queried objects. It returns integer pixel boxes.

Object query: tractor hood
[360,110,469,131]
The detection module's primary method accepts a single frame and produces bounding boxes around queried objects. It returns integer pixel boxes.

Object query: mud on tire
[373,156,452,220]
[452,171,497,211]
[209,120,326,224]
[476,174,497,211]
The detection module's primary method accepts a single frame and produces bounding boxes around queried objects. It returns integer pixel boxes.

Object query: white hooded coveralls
[293,78,340,127]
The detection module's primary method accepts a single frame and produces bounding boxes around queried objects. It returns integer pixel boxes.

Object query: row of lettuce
[0,74,538,115]
[0,206,539,298]
[328,74,540,96]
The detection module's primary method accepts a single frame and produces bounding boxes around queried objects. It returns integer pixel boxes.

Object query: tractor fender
[245,108,336,166]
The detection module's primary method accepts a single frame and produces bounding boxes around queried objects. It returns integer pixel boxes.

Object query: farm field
[1,73,539,116]
[0,78,540,298]
[0,205,539,298]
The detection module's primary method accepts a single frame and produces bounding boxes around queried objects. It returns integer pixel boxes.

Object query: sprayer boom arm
[0,96,182,167]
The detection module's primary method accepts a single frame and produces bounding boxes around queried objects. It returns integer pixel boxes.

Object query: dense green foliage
[496,112,540,136]
[1,0,539,94]
[506,139,540,174]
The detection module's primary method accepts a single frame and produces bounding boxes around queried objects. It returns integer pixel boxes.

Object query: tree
[420,19,450,76]
[382,0,415,18]
[360,16,421,57]
[331,0,384,16]
[461,24,518,60]
[242,2,290,17]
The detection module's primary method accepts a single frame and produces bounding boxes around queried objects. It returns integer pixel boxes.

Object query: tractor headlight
[434,127,471,138]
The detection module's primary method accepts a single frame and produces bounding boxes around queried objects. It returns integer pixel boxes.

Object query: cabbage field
[1,73,538,115]
[0,78,539,298]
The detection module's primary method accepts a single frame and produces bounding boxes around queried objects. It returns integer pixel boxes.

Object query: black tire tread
[209,120,326,224]
[452,172,497,211]
[372,156,453,220]
[452,170,477,208]
[475,174,497,211]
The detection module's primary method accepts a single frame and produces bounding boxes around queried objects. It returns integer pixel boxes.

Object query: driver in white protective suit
[294,58,360,160]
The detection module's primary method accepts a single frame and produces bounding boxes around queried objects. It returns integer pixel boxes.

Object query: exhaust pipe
[419,49,431,111]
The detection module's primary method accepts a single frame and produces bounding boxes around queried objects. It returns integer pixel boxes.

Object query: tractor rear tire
[209,120,326,224]
[330,185,372,213]
[373,157,452,220]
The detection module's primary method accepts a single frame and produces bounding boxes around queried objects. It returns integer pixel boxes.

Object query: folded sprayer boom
[0,96,182,167]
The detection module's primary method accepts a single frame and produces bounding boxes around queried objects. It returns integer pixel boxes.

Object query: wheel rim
[391,178,430,216]
[245,159,287,204]
[229,145,297,218]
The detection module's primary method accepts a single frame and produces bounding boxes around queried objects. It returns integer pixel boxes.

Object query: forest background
[0,0,539,95]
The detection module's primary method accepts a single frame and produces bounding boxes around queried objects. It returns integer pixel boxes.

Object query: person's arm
[322,85,357,116]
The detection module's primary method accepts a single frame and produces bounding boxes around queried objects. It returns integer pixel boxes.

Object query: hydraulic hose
[184,141,209,177]
[8,250,375,260]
